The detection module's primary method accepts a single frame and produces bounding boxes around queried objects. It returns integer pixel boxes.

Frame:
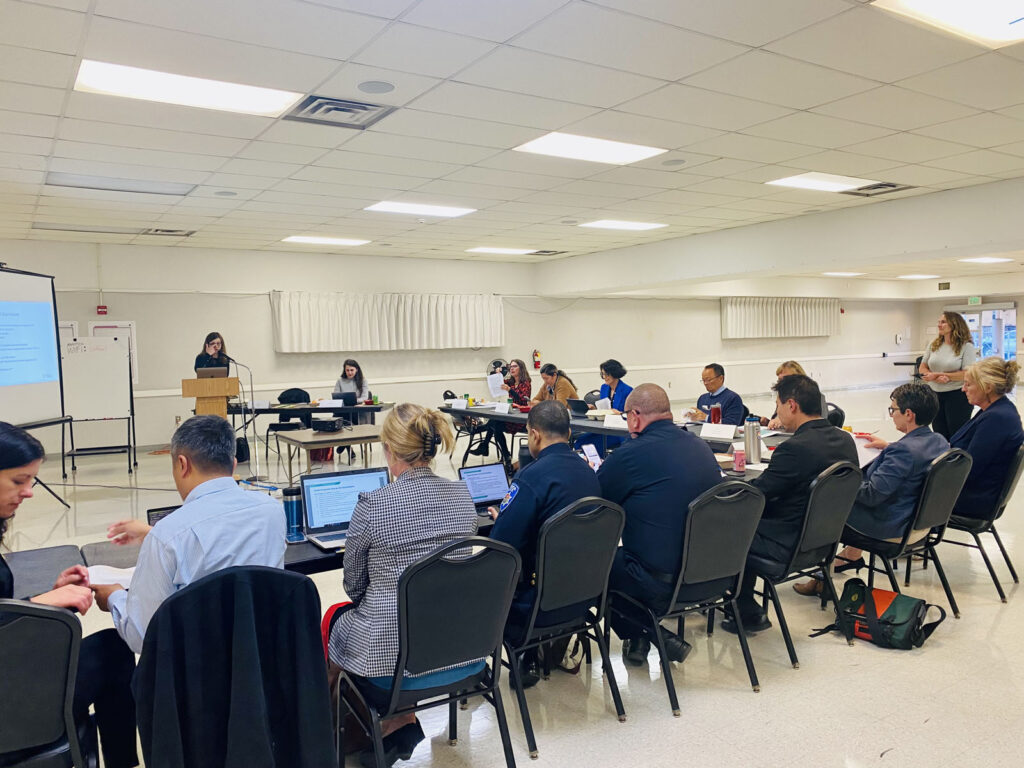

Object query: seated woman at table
[335,358,370,401]
[470,358,532,457]
[531,363,579,406]
[194,331,229,374]
[0,422,138,768]
[575,359,632,457]
[326,404,479,762]
[948,357,1024,519]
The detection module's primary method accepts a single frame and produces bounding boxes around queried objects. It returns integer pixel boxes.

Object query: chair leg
[904,553,913,587]
[491,686,519,768]
[973,532,1008,602]
[592,628,626,722]
[507,650,539,759]
[868,553,877,589]
[764,581,799,669]
[649,614,680,717]
[991,526,1019,583]
[706,606,715,636]
[336,678,347,767]
[448,699,458,745]
[820,571,852,645]
[882,557,901,593]
[729,598,760,692]
[582,634,592,665]
[928,547,960,618]
[369,710,387,768]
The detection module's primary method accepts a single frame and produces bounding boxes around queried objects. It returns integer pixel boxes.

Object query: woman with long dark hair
[919,311,977,438]
[194,331,230,373]
[335,358,370,401]
[530,363,578,406]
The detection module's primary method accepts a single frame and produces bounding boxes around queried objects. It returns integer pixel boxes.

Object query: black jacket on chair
[132,566,336,768]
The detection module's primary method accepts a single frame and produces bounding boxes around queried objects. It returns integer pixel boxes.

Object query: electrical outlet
[175,415,182,426]
[667,380,672,388]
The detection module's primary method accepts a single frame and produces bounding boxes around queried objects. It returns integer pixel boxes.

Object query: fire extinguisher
[532,349,541,370]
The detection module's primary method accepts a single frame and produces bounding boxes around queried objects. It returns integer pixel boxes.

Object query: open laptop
[301,467,389,551]
[566,398,590,416]
[197,366,228,378]
[330,391,359,406]
[458,462,511,517]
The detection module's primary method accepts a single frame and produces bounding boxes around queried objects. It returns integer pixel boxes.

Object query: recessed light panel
[958,256,1013,263]
[514,132,667,165]
[283,236,370,246]
[365,201,476,218]
[74,60,303,117]
[467,247,538,255]
[822,272,865,277]
[579,220,667,231]
[898,274,940,279]
[766,172,878,193]
[874,0,1024,47]
[46,171,196,196]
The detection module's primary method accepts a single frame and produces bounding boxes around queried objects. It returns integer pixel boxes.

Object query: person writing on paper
[793,383,948,596]
[194,331,230,373]
[688,363,745,426]
[335,358,370,401]
[920,312,977,439]
[531,363,579,406]
[576,359,633,456]
[0,422,139,768]
[94,415,286,653]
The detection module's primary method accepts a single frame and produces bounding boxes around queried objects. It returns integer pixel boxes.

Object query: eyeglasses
[700,375,721,384]
[887,406,900,416]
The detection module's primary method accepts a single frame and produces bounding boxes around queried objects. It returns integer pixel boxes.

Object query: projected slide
[0,301,60,387]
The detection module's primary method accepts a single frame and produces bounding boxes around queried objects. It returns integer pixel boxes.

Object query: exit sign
[967,296,982,306]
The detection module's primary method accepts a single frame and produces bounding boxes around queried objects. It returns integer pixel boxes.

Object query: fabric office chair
[132,567,335,768]
[826,403,845,429]
[503,498,626,756]
[0,600,97,768]
[606,481,765,716]
[266,387,312,464]
[941,444,1024,603]
[583,389,602,406]
[336,537,521,768]
[747,462,862,668]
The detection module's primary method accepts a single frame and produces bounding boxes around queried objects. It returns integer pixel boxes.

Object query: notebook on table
[301,467,389,551]
[458,463,511,516]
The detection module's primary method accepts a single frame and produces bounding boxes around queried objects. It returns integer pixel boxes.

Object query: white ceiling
[2,0,1024,268]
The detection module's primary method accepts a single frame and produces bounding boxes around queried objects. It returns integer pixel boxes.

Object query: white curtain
[270,291,505,352]
[721,297,840,339]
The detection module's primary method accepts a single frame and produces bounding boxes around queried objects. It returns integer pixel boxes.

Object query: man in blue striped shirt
[93,415,286,653]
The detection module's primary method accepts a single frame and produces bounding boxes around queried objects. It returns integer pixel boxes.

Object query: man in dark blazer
[724,374,858,633]
[598,383,723,665]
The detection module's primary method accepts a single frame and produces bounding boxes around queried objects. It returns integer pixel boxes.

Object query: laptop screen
[301,468,389,532]
[459,463,510,507]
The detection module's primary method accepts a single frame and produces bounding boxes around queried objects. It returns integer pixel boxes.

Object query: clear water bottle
[283,486,303,542]
[744,415,762,464]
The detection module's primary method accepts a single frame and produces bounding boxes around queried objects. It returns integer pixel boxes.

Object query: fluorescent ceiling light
[822,272,865,277]
[74,60,303,117]
[513,132,667,165]
[898,274,940,279]
[466,247,538,255]
[874,0,1024,47]
[365,201,476,218]
[958,256,1014,263]
[283,235,370,246]
[46,171,196,196]
[766,172,878,193]
[579,220,667,231]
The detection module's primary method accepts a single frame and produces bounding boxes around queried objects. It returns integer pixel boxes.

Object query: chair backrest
[992,443,1024,522]
[790,461,862,569]
[397,538,520,684]
[675,481,764,598]
[532,498,625,623]
[826,403,846,428]
[0,600,83,766]
[583,389,601,405]
[279,387,310,404]
[905,449,973,539]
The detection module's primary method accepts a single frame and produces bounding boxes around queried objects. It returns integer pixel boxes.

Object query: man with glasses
[689,363,745,426]
[597,384,722,665]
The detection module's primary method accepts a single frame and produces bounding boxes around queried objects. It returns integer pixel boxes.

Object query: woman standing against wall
[919,311,977,439]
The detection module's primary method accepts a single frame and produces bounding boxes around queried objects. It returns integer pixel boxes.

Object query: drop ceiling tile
[0,0,84,55]
[586,166,707,189]
[0,44,75,89]
[476,150,611,179]
[274,178,406,201]
[877,164,976,187]
[236,141,329,165]
[66,93,272,139]
[0,109,58,138]
[766,6,983,83]
[291,165,423,191]
[642,189,742,207]
[993,140,1024,159]
[590,0,848,47]
[401,0,566,43]
[52,140,224,171]
[517,190,624,209]
[683,133,817,163]
[353,23,495,79]
[784,149,902,176]
[456,47,663,108]
[94,0,385,59]
[315,64,441,107]
[683,177,776,198]
[630,149,721,172]
[621,84,794,133]
[923,150,1024,176]
[914,113,1024,149]
[811,85,979,131]
[0,168,44,184]
[0,133,52,156]
[682,158,762,178]
[217,158,305,178]
[316,150,461,179]
[258,121,355,148]
[561,111,721,150]
[342,131,498,165]
[715,197,806,214]
[844,133,972,163]
[899,54,1024,112]
[610,199,698,215]
[742,112,893,149]
[443,166,565,191]
[411,179,527,203]
[760,188,844,205]
[373,109,539,149]
[48,156,209,184]
[689,206,763,221]
[683,50,876,110]
[552,179,659,200]
[514,2,746,80]
[203,172,281,190]
[410,82,597,130]
[58,118,249,156]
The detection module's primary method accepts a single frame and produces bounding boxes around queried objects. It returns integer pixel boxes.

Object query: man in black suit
[598,383,723,665]
[723,374,858,633]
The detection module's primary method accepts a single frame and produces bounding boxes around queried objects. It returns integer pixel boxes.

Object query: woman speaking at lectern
[194,331,230,374]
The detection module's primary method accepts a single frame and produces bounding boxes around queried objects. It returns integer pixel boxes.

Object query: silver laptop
[300,467,389,551]
[458,463,510,516]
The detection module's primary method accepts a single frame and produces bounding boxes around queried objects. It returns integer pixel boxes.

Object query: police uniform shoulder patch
[499,482,519,512]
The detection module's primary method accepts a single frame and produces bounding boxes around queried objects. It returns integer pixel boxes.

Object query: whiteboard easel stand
[65,352,137,474]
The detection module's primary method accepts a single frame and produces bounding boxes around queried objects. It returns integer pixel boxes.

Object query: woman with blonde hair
[764,361,827,428]
[950,357,1024,519]
[920,311,977,438]
[326,404,479,764]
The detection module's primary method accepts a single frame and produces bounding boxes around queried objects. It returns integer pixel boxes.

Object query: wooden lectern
[181,377,240,420]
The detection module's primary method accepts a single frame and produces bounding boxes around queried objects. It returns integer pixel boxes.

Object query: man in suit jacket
[724,375,858,633]
[598,383,723,665]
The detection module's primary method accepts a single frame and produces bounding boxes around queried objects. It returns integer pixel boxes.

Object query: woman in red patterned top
[469,359,533,457]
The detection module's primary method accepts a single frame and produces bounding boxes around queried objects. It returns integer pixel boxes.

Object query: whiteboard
[89,320,138,383]
[62,337,131,420]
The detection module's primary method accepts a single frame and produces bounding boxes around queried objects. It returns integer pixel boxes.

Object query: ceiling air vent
[141,228,195,237]
[840,182,915,198]
[283,95,395,130]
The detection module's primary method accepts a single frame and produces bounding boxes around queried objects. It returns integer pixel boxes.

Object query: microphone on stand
[220,354,264,483]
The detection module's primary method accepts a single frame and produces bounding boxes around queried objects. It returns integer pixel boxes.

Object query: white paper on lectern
[452,399,468,409]
[487,373,505,399]
[701,423,735,440]
[603,414,627,429]
[595,397,611,410]
[493,402,510,414]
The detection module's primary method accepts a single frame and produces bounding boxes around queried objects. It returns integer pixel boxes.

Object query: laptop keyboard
[317,532,348,543]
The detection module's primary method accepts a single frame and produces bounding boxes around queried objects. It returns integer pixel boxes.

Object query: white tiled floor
[6,387,1024,767]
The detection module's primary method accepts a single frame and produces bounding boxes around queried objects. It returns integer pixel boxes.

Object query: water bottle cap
[283,486,301,497]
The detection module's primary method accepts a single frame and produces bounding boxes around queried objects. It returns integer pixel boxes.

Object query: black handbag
[235,436,250,463]
[815,578,946,650]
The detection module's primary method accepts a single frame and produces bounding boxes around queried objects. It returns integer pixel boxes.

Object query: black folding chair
[843,449,972,618]
[747,461,862,667]
[583,389,602,406]
[0,600,97,768]
[337,538,521,768]
[942,444,1024,602]
[266,387,311,464]
[503,498,626,757]
[606,481,765,716]
[826,403,846,429]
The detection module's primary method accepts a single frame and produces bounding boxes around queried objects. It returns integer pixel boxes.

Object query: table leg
[286,443,294,482]
[305,448,312,475]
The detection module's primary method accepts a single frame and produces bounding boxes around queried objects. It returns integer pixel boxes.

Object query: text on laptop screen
[303,470,388,529]
[460,464,510,505]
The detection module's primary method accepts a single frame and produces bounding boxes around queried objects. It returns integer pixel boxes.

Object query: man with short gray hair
[93,415,286,653]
